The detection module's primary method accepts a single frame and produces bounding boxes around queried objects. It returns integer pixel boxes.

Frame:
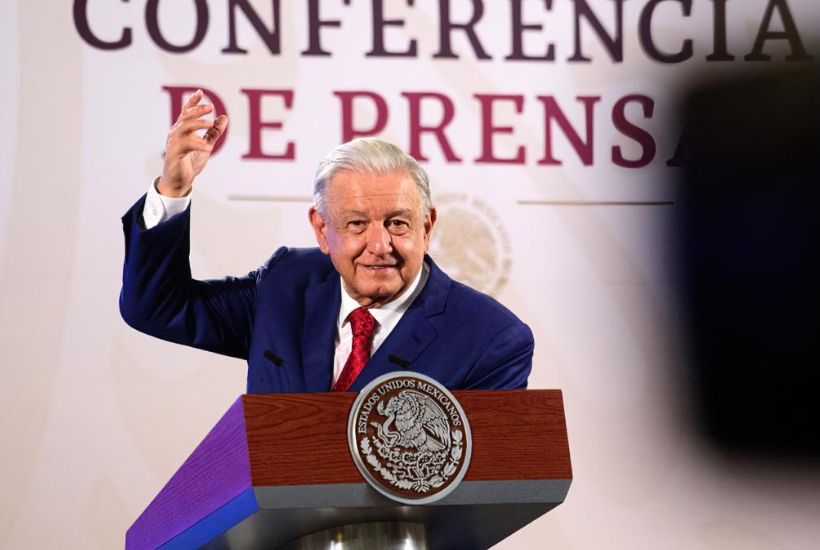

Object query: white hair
[312,138,432,217]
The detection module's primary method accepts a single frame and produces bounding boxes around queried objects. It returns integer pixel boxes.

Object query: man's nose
[365,223,392,255]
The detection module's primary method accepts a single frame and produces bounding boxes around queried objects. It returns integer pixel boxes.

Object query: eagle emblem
[348,373,472,505]
[374,390,450,452]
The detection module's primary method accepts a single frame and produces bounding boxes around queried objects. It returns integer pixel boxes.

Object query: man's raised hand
[158,89,229,197]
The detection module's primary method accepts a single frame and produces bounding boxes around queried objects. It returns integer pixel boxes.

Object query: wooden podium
[126,390,571,549]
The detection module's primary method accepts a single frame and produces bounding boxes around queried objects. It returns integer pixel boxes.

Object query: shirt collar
[338,261,430,328]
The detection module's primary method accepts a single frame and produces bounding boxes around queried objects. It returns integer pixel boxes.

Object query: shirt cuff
[142,178,192,229]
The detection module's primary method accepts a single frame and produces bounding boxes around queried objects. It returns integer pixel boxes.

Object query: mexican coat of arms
[348,372,473,505]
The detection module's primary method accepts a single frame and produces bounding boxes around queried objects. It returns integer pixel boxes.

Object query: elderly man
[120,91,533,393]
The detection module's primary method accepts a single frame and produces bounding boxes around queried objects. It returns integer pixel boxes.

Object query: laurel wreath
[361,429,463,493]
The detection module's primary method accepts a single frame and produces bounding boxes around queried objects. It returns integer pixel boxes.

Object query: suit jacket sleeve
[463,322,534,390]
[119,195,273,359]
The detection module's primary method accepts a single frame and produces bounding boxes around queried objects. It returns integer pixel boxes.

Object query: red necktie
[332,307,377,392]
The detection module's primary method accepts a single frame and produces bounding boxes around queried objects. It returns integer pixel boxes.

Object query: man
[120,90,533,393]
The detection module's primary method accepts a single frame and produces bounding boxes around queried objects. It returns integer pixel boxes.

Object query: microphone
[263,350,284,366]
[264,350,293,392]
[388,354,412,369]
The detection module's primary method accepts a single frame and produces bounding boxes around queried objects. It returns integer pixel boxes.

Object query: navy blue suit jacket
[120,196,534,393]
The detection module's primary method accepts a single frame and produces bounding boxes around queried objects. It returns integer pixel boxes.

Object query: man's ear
[308,207,330,254]
[424,207,437,250]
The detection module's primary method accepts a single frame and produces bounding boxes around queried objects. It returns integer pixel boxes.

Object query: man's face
[309,170,436,308]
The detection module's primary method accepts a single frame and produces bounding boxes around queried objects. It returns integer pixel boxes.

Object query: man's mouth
[362,264,397,270]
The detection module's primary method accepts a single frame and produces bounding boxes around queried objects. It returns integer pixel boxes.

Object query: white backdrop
[2,1,820,548]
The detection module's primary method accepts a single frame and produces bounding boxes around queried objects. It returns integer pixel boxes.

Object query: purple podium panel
[126,398,256,549]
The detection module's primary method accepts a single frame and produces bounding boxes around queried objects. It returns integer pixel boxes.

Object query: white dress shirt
[333,262,428,383]
[142,179,191,229]
[141,180,428,384]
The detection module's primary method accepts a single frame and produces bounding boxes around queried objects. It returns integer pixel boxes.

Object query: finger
[182,136,213,153]
[182,89,204,111]
[171,118,215,137]
[170,135,212,155]
[177,103,213,122]
[204,115,229,145]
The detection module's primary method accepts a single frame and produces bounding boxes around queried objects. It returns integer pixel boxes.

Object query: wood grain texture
[459,390,572,480]
[243,393,359,486]
[243,390,571,487]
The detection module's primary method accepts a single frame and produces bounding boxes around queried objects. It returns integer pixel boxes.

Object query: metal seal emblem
[348,372,472,505]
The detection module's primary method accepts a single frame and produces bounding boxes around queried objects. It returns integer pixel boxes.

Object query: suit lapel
[302,272,340,392]
[348,257,450,391]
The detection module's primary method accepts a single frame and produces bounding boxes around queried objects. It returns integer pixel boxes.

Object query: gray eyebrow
[337,209,414,219]
[384,209,414,218]
[338,210,368,218]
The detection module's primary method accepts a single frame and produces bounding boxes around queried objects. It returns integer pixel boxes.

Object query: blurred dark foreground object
[678,61,820,459]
